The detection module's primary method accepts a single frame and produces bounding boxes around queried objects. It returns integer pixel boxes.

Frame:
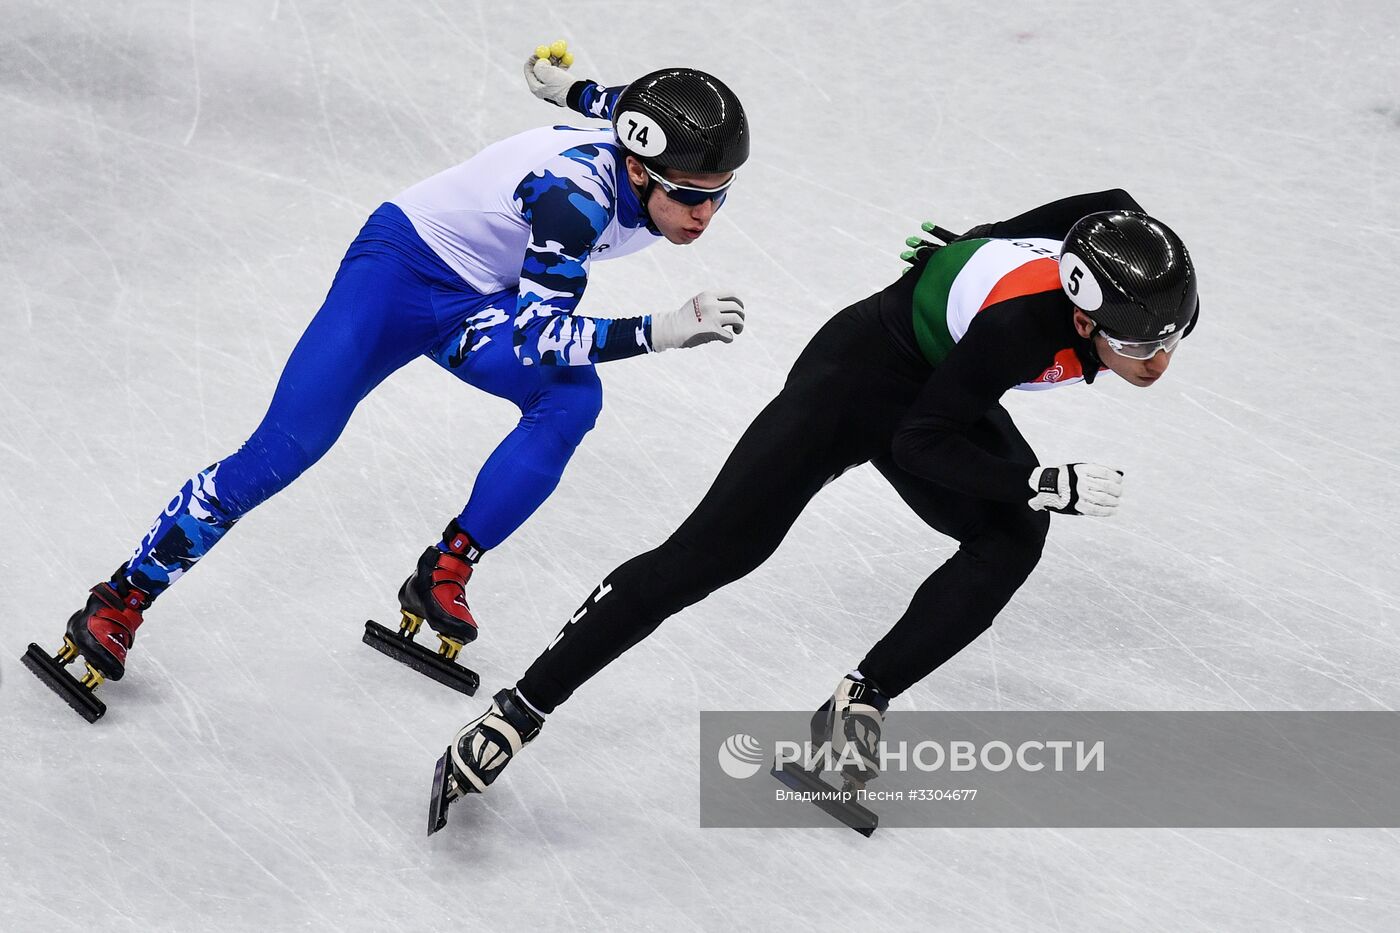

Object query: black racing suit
[518,189,1144,709]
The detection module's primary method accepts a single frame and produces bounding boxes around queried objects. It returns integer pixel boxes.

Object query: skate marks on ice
[5,0,1400,928]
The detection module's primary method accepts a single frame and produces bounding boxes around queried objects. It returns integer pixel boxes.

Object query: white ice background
[2,1,1399,930]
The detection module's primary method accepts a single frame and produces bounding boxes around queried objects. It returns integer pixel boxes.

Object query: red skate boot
[362,520,482,695]
[23,577,150,723]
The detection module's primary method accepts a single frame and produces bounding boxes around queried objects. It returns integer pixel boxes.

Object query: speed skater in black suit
[424,188,1201,831]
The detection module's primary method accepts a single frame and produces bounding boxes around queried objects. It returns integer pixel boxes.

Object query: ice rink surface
[3,0,1399,929]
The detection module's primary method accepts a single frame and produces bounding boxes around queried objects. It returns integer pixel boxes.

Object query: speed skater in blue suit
[24,43,753,721]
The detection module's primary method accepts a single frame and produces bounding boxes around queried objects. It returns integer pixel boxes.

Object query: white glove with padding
[650,291,747,351]
[523,56,578,108]
[1028,463,1124,516]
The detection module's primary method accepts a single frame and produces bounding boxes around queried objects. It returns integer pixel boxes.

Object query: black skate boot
[363,520,483,695]
[23,574,151,723]
[427,687,544,835]
[772,675,891,836]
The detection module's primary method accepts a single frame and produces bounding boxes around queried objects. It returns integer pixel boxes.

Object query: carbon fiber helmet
[1058,211,1198,341]
[611,68,749,174]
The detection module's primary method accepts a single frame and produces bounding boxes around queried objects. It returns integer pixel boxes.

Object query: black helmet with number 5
[611,68,749,174]
[1058,211,1199,341]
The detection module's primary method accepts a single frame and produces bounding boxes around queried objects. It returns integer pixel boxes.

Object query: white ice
[2,1,1399,930]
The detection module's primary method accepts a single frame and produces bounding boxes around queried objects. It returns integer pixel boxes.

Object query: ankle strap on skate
[98,575,152,614]
[843,677,891,713]
[499,688,544,741]
[440,519,484,563]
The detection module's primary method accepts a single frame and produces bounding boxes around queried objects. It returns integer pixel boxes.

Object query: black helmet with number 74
[611,68,749,174]
[1058,211,1199,342]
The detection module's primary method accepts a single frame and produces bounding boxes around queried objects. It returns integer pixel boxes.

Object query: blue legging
[120,204,603,598]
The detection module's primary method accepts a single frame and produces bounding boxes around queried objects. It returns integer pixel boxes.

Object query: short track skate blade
[362,620,479,696]
[428,747,458,836]
[21,643,106,723]
[772,762,878,837]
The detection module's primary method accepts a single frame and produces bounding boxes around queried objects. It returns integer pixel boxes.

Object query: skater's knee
[967,515,1047,581]
[532,374,604,447]
[995,522,1047,579]
[1024,508,1051,558]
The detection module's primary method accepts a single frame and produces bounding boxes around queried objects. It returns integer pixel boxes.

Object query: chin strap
[1078,323,1104,384]
[636,171,660,235]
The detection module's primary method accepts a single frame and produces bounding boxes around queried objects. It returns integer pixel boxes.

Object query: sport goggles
[1100,329,1183,360]
[644,165,734,207]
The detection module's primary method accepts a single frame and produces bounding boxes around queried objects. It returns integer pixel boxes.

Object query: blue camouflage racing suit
[121,80,665,598]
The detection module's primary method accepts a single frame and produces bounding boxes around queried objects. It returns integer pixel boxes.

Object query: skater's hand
[525,40,579,107]
[1028,463,1123,516]
[899,221,962,273]
[650,291,746,352]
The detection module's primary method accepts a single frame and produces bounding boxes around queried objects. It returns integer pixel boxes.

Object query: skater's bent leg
[861,414,1049,696]
[443,344,605,549]
[120,246,440,598]
[855,505,1047,696]
[516,294,927,713]
[517,387,858,713]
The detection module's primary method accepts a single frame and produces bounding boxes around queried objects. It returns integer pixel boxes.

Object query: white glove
[1028,463,1124,516]
[650,291,747,352]
[524,41,579,108]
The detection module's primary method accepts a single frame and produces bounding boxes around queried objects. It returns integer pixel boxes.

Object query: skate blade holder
[362,614,479,696]
[771,761,879,836]
[22,637,108,723]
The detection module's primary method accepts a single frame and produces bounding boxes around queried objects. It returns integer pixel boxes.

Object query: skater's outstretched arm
[510,149,654,366]
[516,42,649,365]
[510,150,748,366]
